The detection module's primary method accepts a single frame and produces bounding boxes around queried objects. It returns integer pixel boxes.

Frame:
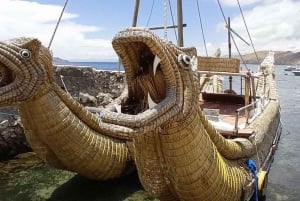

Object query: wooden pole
[228,17,231,58]
[251,76,256,102]
[149,24,187,30]
[177,0,184,47]
[245,77,250,123]
[228,17,233,91]
[132,0,140,27]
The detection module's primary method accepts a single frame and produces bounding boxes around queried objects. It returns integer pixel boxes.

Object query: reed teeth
[153,55,161,76]
[114,104,122,114]
[147,93,157,109]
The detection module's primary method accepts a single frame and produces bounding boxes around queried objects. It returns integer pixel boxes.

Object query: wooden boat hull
[292,70,300,76]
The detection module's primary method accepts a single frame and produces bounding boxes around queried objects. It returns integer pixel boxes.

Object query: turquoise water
[0,63,299,200]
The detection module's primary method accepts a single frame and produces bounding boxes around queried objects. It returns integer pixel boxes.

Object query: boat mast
[177,0,184,47]
[132,0,140,27]
[132,0,184,46]
[228,17,232,58]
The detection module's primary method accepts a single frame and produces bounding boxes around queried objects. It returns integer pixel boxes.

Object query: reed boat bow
[0,37,135,180]
[0,28,281,201]
[111,28,280,200]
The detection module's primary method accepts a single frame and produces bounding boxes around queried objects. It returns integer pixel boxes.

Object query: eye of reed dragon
[0,28,280,201]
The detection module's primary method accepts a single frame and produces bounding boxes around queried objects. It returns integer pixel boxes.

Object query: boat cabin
[197,56,267,139]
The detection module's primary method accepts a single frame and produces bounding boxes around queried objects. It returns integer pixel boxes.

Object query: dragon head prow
[100,27,199,133]
[0,37,54,105]
[0,30,200,135]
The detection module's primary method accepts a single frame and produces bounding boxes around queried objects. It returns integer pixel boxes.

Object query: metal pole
[177,0,183,47]
[132,0,140,27]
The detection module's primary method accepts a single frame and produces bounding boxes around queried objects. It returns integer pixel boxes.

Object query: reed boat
[0,1,282,201]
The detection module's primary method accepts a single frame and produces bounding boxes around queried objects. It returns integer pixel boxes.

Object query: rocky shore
[0,65,125,160]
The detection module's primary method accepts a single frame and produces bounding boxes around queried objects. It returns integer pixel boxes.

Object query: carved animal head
[0,29,200,134]
[100,28,199,132]
[0,37,54,105]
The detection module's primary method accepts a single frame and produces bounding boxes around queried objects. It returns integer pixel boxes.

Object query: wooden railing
[234,89,270,132]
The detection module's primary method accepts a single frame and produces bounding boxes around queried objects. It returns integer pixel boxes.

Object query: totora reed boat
[0,1,281,201]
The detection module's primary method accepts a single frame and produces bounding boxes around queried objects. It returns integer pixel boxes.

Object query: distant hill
[53,57,69,64]
[237,51,300,65]
[52,51,300,66]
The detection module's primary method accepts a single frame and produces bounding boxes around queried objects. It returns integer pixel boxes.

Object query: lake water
[54,61,124,71]
[266,66,300,201]
[0,63,299,200]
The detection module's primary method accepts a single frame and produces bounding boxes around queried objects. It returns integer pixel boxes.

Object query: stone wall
[0,66,125,160]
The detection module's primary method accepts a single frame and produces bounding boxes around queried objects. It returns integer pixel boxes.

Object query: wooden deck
[199,93,254,138]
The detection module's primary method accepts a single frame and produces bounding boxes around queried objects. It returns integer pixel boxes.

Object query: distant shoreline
[54,49,300,66]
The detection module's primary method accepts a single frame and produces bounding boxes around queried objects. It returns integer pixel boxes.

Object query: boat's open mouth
[0,63,15,88]
[100,28,181,131]
[119,42,167,114]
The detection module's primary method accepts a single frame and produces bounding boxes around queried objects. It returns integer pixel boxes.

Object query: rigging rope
[236,0,259,64]
[168,0,178,42]
[217,0,249,71]
[196,0,208,56]
[163,0,168,39]
[48,0,69,49]
[60,75,70,94]
[146,0,155,27]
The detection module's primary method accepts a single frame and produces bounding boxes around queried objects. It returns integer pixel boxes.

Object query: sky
[0,0,299,61]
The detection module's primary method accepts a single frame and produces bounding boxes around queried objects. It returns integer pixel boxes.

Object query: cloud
[220,0,261,7]
[1,0,300,61]
[217,0,300,54]
[0,0,116,61]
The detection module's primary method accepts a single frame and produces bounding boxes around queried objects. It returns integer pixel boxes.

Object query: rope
[236,0,260,64]
[60,75,70,94]
[163,0,168,39]
[216,0,249,71]
[168,0,178,42]
[146,0,155,27]
[245,159,259,201]
[196,0,208,56]
[254,142,261,170]
[279,118,291,137]
[48,0,69,49]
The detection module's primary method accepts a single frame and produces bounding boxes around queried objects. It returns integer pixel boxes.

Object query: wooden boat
[291,69,300,76]
[0,1,281,201]
[284,65,297,71]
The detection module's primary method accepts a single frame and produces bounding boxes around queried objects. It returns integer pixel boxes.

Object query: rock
[0,117,32,160]
[54,66,125,99]
[0,120,9,131]
[79,92,97,107]
[0,66,125,160]
[96,92,114,106]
